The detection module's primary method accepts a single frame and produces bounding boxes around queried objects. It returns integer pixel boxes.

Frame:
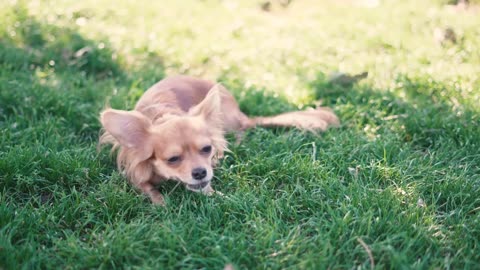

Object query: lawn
[1,0,479,269]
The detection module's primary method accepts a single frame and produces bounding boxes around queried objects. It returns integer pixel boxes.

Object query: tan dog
[99,75,339,205]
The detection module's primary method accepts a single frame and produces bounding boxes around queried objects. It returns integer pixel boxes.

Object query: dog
[99,75,339,205]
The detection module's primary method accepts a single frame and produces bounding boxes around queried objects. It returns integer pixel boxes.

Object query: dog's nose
[192,167,207,180]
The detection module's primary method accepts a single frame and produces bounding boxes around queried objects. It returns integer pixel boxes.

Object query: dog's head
[100,85,226,192]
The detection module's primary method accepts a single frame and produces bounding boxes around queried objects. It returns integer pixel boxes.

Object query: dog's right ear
[100,109,152,151]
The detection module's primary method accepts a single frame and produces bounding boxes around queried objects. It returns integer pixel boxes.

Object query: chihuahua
[99,75,339,205]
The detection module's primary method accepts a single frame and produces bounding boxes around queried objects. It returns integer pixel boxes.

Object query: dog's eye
[200,145,212,154]
[167,156,181,163]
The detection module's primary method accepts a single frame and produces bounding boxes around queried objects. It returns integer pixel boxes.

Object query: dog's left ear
[189,84,223,127]
[189,84,228,155]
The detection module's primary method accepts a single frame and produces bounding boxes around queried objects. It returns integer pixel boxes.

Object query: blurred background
[1,0,478,107]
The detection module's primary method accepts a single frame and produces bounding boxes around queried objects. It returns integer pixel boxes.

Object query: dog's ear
[100,109,152,153]
[189,84,228,155]
[189,84,223,127]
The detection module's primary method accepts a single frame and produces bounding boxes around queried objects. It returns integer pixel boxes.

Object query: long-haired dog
[99,75,339,205]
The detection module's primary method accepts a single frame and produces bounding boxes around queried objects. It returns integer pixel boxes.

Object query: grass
[1,0,479,269]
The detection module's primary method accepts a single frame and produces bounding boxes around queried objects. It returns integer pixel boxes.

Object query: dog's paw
[150,194,166,206]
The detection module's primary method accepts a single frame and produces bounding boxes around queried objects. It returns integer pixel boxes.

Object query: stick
[357,237,375,270]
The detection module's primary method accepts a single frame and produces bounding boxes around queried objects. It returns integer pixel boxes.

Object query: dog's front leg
[138,181,165,205]
[212,150,224,167]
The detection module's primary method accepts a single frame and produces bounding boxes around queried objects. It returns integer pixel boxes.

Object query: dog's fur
[99,75,339,205]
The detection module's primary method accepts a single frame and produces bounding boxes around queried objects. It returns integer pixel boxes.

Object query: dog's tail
[248,107,340,132]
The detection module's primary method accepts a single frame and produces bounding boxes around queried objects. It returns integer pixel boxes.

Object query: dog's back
[135,75,214,114]
[134,76,251,131]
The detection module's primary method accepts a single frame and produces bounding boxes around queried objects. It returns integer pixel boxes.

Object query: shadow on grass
[310,71,479,181]
[0,4,123,78]
[0,4,166,199]
[0,6,122,138]
[0,4,166,138]
[310,72,479,151]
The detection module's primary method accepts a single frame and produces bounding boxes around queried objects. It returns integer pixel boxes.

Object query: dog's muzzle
[187,181,209,190]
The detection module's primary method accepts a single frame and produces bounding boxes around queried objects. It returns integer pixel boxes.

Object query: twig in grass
[311,142,316,163]
[224,264,235,270]
[382,114,408,121]
[168,182,182,196]
[469,206,480,214]
[357,237,375,270]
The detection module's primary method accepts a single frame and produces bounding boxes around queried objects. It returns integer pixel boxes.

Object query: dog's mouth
[187,181,209,190]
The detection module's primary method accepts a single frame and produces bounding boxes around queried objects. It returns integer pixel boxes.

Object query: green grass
[1,0,479,269]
